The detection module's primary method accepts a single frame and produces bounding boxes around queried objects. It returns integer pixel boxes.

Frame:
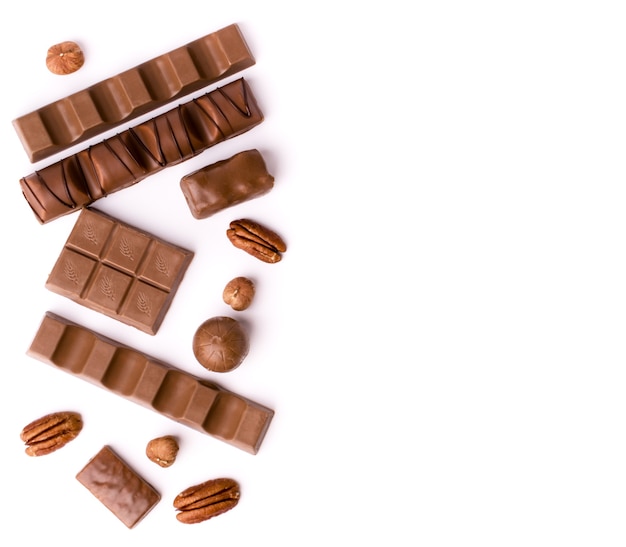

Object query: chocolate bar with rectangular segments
[46,208,193,335]
[180,149,275,219]
[28,312,274,454]
[13,24,255,163]
[20,77,263,224]
[76,445,160,528]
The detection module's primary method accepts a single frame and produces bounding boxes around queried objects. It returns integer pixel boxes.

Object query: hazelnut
[46,41,84,75]
[223,276,255,311]
[146,435,179,468]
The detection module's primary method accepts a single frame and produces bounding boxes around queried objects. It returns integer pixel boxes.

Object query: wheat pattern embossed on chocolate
[20,78,264,224]
[46,208,193,335]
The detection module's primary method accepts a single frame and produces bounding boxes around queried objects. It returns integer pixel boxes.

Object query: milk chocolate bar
[76,446,160,528]
[28,312,274,454]
[20,77,263,224]
[46,208,193,335]
[13,24,255,163]
[180,149,274,219]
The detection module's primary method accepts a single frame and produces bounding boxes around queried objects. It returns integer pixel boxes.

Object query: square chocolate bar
[46,208,193,334]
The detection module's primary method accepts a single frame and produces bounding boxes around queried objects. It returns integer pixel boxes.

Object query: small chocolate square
[102,226,151,273]
[138,242,190,291]
[66,208,116,258]
[119,281,169,334]
[46,249,97,297]
[85,265,133,313]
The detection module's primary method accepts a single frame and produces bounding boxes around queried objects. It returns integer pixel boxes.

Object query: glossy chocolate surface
[28,312,274,454]
[180,149,274,219]
[13,24,255,163]
[192,316,249,372]
[76,445,160,528]
[45,208,193,334]
[20,78,264,224]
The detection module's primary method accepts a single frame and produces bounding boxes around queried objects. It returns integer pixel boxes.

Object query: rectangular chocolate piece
[76,446,160,528]
[28,312,274,454]
[20,77,264,224]
[46,208,193,335]
[13,24,255,163]
[180,149,275,219]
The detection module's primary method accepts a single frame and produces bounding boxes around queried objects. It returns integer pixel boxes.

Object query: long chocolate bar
[20,77,263,224]
[28,312,274,454]
[46,208,193,335]
[13,24,255,163]
[76,446,160,528]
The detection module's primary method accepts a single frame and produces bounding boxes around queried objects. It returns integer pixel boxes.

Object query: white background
[0,1,625,545]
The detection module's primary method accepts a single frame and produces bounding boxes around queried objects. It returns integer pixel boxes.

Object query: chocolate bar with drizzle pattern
[20,78,263,224]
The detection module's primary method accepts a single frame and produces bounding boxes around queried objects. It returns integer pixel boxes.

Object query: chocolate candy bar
[28,312,274,454]
[45,208,193,335]
[13,24,255,163]
[20,77,264,224]
[76,446,160,528]
[180,149,274,219]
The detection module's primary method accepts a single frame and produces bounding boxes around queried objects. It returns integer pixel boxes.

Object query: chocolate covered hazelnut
[192,316,249,372]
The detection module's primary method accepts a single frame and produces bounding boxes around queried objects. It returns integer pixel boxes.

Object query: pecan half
[227,219,286,263]
[173,478,240,524]
[20,411,83,456]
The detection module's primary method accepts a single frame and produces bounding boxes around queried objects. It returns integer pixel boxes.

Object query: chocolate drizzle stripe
[190,97,224,142]
[19,78,264,224]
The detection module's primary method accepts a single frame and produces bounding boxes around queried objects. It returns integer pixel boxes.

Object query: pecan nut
[173,478,240,524]
[227,219,286,263]
[20,411,83,456]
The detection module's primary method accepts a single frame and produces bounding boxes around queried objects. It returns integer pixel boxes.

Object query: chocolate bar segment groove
[20,78,263,224]
[28,312,274,454]
[13,24,255,163]
[45,208,193,335]
[76,446,160,528]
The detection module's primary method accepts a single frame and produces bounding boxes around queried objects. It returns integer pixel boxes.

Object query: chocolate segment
[28,312,274,454]
[45,208,193,335]
[76,446,160,528]
[14,24,255,162]
[20,77,264,224]
[180,149,274,219]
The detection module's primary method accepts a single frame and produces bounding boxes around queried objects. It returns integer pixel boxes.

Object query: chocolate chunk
[14,24,255,163]
[45,208,193,335]
[27,312,274,454]
[180,149,274,219]
[76,446,160,528]
[20,78,264,224]
[192,316,250,372]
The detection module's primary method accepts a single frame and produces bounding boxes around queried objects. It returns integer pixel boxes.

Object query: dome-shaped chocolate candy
[192,316,249,372]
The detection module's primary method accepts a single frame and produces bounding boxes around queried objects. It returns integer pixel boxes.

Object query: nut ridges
[20,411,83,456]
[227,218,287,263]
[174,478,240,524]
